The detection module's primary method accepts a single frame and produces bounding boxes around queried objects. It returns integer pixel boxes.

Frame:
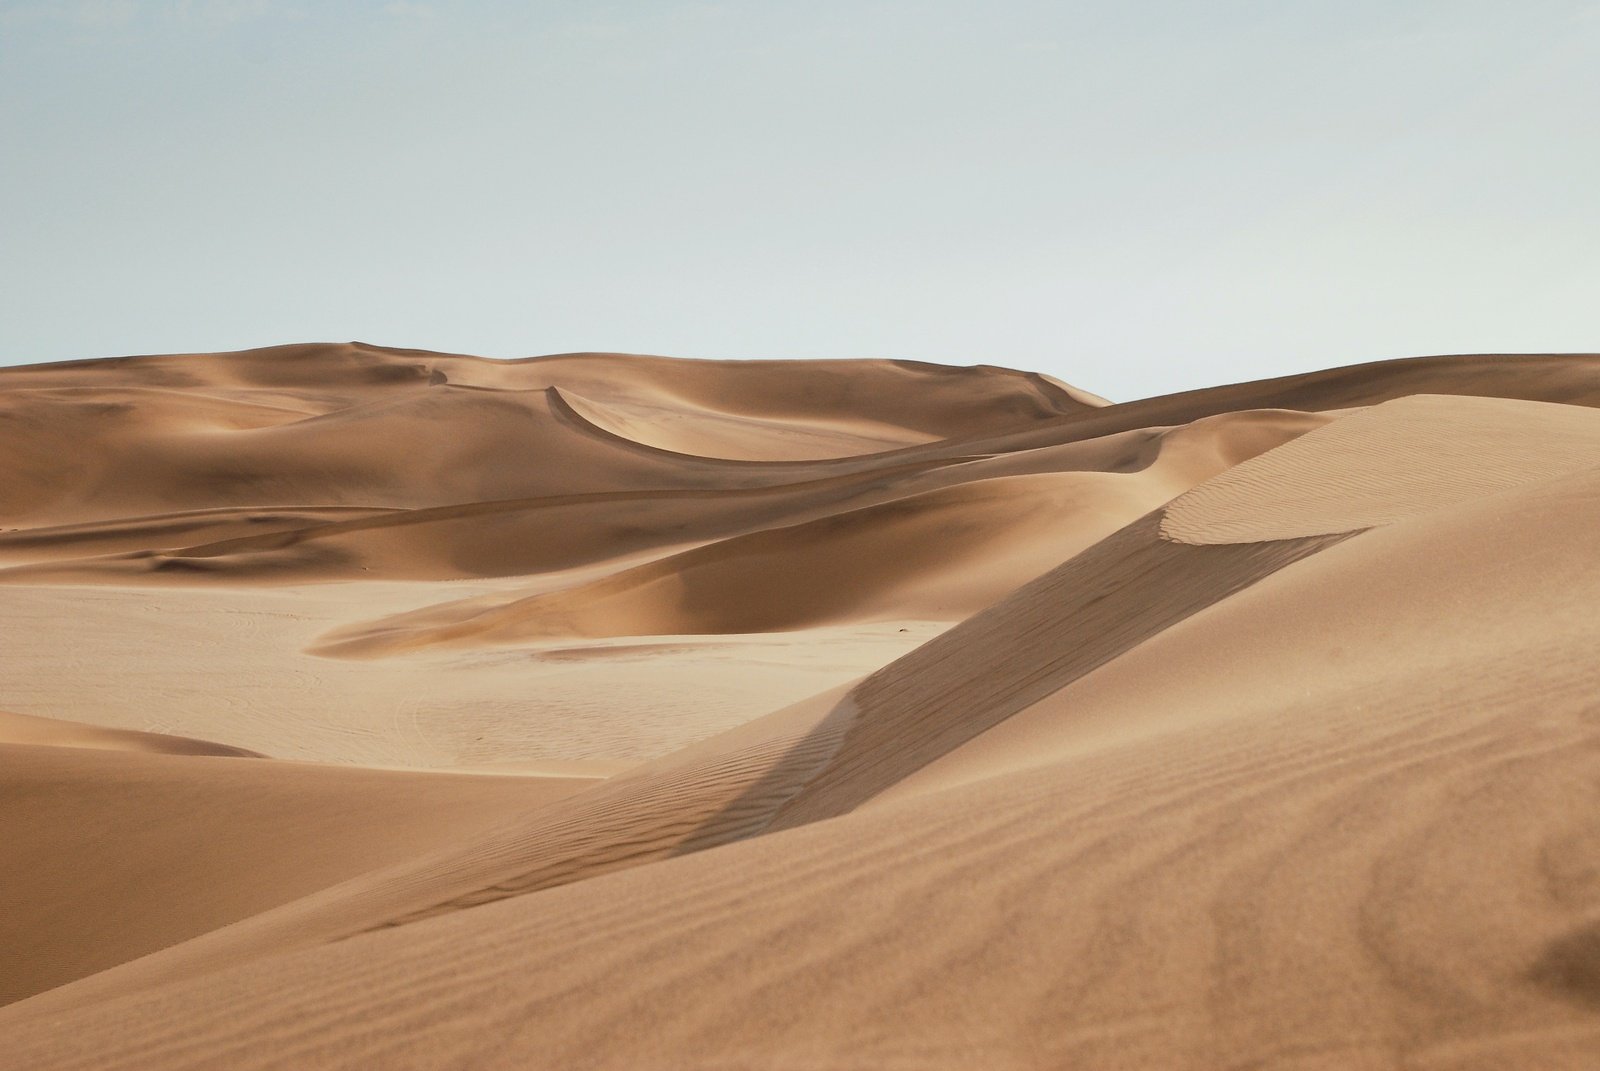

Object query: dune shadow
[677,512,1354,850]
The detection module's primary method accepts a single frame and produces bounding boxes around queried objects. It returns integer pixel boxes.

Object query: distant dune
[2,345,1599,1069]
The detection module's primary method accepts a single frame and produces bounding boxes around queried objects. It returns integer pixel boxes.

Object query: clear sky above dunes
[2,0,1596,401]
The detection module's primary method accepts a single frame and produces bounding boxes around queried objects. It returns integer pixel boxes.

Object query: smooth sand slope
[2,346,1599,1069]
[0,735,594,1006]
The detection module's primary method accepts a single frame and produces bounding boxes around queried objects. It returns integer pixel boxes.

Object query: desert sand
[2,343,1599,1068]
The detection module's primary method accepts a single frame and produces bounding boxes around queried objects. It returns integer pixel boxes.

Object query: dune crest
[0,710,262,758]
[1162,393,1600,543]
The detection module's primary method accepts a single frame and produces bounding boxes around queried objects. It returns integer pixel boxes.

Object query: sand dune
[1163,393,1600,542]
[0,709,262,757]
[308,409,1330,650]
[0,343,1089,527]
[2,346,1599,1069]
[0,742,593,1006]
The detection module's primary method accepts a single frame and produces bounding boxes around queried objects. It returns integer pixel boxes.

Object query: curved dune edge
[306,475,1184,653]
[3,346,1596,532]
[0,344,1090,526]
[1161,393,1600,544]
[884,461,1600,804]
[309,409,1330,652]
[552,385,931,461]
[0,408,1327,587]
[0,709,263,758]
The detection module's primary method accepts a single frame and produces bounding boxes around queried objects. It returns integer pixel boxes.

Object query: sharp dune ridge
[2,346,1599,1069]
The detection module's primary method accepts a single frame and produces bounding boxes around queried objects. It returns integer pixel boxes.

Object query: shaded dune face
[2,346,1600,1069]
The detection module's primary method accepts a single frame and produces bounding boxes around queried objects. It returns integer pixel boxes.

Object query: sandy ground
[2,343,1599,1068]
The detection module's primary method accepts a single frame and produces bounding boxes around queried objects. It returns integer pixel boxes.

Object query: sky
[2,0,1597,402]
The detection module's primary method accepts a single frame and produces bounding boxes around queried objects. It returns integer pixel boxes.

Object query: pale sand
[1,345,1598,1068]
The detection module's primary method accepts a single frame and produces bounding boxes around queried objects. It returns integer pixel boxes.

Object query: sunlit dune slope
[0,709,261,758]
[0,736,594,1006]
[309,409,1325,652]
[2,347,1595,585]
[0,342,1091,526]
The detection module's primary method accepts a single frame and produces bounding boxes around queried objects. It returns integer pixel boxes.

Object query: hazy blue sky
[2,1,1596,400]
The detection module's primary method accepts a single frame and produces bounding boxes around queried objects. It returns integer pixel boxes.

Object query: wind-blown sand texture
[2,344,1599,1069]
